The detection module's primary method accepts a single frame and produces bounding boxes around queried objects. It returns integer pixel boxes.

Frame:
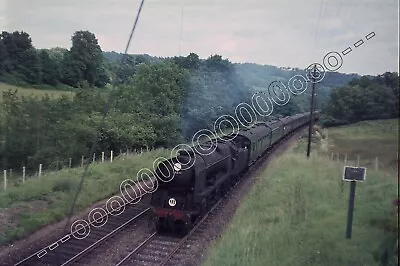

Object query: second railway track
[11,126,307,266]
[14,198,152,266]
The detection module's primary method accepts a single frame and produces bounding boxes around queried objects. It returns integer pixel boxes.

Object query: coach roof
[237,123,270,142]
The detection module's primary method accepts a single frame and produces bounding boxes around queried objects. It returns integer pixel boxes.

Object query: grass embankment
[203,125,398,266]
[0,82,75,101]
[322,119,398,172]
[0,149,170,246]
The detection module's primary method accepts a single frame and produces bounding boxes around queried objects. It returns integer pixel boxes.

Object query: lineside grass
[0,82,75,101]
[323,119,398,172]
[0,148,170,246]
[203,144,398,265]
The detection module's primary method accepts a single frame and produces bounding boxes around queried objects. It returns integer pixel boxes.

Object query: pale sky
[1,0,399,75]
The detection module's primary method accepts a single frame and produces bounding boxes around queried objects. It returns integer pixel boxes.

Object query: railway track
[14,198,152,266]
[11,125,309,266]
[114,125,308,266]
[115,198,225,266]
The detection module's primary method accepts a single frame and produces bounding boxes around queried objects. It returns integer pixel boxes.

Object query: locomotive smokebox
[155,154,195,188]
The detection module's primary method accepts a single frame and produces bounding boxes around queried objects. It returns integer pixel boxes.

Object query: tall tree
[39,49,60,85]
[60,50,85,87]
[0,31,39,81]
[321,72,399,126]
[68,30,108,87]
[0,40,7,73]
[19,48,41,84]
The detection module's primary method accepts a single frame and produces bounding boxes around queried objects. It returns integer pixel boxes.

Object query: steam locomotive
[151,112,319,233]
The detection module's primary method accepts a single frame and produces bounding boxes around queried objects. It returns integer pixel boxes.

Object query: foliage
[112,61,190,146]
[0,30,109,88]
[39,49,60,85]
[234,63,360,111]
[0,82,74,102]
[0,60,189,171]
[321,72,399,126]
[1,29,394,184]
[170,54,252,138]
[67,30,109,87]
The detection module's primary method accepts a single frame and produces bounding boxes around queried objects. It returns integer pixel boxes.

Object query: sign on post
[343,166,366,239]
[343,166,366,182]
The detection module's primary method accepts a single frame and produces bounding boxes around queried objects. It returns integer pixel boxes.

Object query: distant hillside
[103,51,161,64]
[233,63,360,111]
[234,63,360,90]
[103,51,360,112]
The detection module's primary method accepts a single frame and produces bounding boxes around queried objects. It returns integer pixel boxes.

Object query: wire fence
[2,147,155,191]
[317,150,399,175]
[318,128,398,173]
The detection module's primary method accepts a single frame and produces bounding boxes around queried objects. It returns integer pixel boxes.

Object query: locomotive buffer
[342,166,366,239]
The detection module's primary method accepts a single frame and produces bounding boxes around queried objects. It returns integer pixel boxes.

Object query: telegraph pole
[306,64,317,158]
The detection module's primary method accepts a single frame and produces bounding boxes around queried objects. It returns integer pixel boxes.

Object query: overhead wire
[63,0,146,233]
[337,0,343,15]
[312,0,326,58]
[179,5,184,56]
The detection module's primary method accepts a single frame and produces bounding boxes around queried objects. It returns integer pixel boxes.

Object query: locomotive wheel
[177,221,190,236]
[148,216,157,231]
[155,219,165,233]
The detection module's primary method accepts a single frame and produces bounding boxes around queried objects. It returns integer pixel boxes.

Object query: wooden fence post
[81,156,84,167]
[22,166,26,183]
[357,155,360,167]
[69,158,72,168]
[3,170,7,191]
[38,164,42,178]
[9,169,12,178]
[110,150,113,162]
[141,147,143,154]
[93,153,95,163]
[102,152,104,162]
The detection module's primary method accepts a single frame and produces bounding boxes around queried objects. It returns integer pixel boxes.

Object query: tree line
[0,61,189,172]
[320,72,399,126]
[2,29,396,173]
[0,48,300,172]
[0,29,263,172]
[0,30,109,88]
